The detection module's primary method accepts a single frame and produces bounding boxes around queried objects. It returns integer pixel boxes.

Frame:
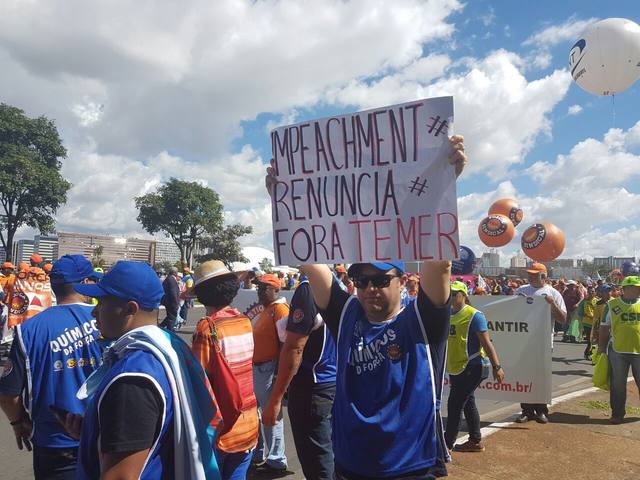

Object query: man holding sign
[267,95,465,478]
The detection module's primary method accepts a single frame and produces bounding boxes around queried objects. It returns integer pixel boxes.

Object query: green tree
[135,178,224,264]
[197,224,252,268]
[91,245,106,268]
[0,104,71,261]
[259,257,274,273]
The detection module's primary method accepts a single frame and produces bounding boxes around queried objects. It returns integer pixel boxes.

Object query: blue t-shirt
[320,281,450,478]
[467,310,489,367]
[286,281,336,384]
[0,303,102,448]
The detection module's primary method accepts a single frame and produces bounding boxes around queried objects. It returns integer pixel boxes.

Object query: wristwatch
[492,364,502,371]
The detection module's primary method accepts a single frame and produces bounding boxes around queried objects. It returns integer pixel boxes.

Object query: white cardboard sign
[270,96,459,266]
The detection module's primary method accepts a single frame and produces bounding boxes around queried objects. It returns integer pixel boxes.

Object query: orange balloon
[520,223,565,262]
[488,198,524,227]
[478,214,515,247]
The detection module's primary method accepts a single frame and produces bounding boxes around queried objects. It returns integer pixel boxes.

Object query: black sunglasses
[353,274,400,289]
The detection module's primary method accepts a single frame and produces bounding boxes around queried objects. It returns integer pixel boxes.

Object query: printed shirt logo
[387,343,402,361]
[53,360,64,372]
[292,308,305,323]
[612,306,622,315]
[66,359,76,369]
[9,292,29,315]
[349,326,397,375]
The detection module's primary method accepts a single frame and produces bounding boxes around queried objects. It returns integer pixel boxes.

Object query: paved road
[0,305,595,479]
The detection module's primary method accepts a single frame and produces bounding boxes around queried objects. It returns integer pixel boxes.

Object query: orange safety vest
[8,276,53,327]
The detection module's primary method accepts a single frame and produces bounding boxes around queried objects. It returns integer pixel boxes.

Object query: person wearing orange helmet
[30,253,43,268]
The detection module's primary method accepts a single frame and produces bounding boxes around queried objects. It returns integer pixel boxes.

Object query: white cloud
[521,17,598,72]
[0,0,464,160]
[453,121,640,260]
[327,49,572,178]
[567,104,583,116]
[523,17,598,48]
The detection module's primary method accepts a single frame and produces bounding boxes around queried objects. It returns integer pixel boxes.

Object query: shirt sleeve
[468,311,488,334]
[0,332,27,396]
[99,376,164,453]
[286,283,317,337]
[317,279,350,340]
[273,303,290,343]
[416,287,451,346]
[553,290,567,314]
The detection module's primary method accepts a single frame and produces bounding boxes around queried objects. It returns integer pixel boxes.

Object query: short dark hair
[194,275,240,309]
[52,283,78,300]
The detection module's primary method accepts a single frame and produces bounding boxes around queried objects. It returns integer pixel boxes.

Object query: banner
[443,295,552,404]
[231,291,552,403]
[270,96,459,266]
[8,277,53,328]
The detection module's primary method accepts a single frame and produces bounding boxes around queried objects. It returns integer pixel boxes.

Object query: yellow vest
[608,297,640,354]
[581,298,596,326]
[447,305,486,375]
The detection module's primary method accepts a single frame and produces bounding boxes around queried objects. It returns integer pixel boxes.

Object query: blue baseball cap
[348,261,406,277]
[597,284,612,292]
[74,261,164,309]
[50,255,94,285]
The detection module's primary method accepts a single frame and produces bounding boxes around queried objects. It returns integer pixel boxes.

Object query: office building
[34,235,59,262]
[12,239,34,264]
[57,232,155,268]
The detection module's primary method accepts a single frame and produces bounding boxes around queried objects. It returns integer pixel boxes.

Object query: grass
[580,400,640,415]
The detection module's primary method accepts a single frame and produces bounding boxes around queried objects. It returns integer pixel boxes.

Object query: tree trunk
[5,227,15,262]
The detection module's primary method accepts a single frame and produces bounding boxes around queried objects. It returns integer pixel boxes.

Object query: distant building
[481,251,500,268]
[510,255,527,268]
[154,240,182,265]
[57,232,155,268]
[593,256,636,270]
[12,239,34,264]
[0,247,5,263]
[34,235,59,262]
[476,266,506,277]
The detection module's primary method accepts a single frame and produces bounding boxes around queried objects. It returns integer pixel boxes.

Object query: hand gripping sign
[270,96,459,265]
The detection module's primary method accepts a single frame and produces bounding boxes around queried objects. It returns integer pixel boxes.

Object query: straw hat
[193,260,238,287]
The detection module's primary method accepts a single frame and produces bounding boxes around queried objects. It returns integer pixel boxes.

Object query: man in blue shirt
[262,277,337,479]
[0,254,101,480]
[62,261,222,479]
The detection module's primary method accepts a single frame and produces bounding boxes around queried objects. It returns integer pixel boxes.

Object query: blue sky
[1,1,639,262]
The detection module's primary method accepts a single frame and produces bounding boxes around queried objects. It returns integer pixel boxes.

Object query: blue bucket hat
[75,261,164,309]
[50,255,95,285]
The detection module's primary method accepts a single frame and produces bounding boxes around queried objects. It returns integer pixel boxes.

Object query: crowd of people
[0,136,638,480]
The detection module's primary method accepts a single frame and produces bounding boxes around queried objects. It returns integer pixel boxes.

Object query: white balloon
[569,18,640,96]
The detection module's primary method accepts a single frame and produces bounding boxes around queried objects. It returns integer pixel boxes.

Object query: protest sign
[443,295,553,404]
[270,96,459,265]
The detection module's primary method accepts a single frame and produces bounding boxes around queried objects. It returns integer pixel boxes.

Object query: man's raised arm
[420,261,452,307]
[299,264,333,310]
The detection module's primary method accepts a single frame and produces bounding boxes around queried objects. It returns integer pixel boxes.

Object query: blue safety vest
[76,349,173,479]
[16,303,102,448]
[333,299,438,476]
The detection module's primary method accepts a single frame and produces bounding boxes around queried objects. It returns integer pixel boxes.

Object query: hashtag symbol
[409,176,428,196]
[426,115,449,137]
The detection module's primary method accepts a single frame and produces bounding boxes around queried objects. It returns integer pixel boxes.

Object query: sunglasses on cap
[353,274,400,289]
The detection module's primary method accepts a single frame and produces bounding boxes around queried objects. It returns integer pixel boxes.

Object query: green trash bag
[566,315,582,341]
[592,353,610,391]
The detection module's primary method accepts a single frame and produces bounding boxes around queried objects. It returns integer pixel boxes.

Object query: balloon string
[612,94,616,128]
